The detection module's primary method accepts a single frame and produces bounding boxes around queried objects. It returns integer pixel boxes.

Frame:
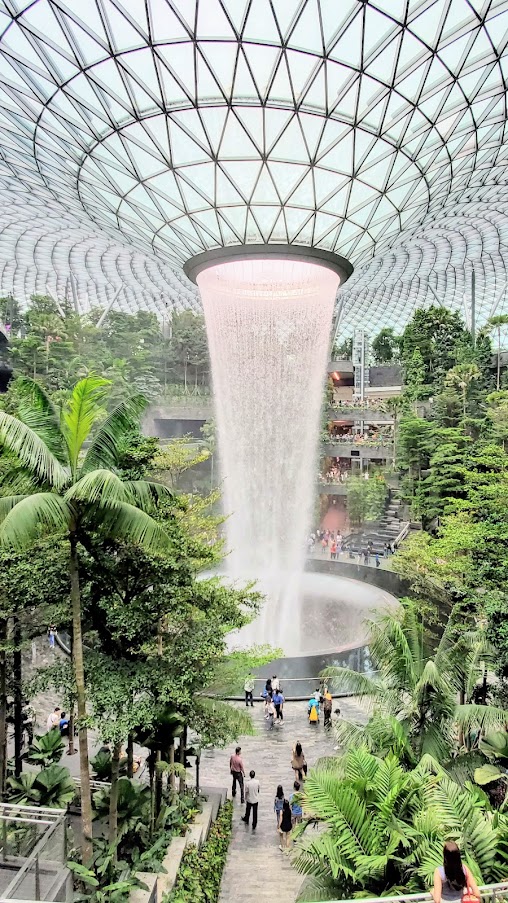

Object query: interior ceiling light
[0,0,507,332]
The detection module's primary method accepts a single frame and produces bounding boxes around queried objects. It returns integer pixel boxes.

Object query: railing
[322,883,508,903]
[0,804,68,902]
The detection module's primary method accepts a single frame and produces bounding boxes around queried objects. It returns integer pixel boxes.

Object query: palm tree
[0,377,173,863]
[323,605,507,763]
[445,362,480,429]
[294,746,508,901]
[487,314,508,391]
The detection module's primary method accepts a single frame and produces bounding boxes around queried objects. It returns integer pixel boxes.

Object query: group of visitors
[229,742,305,853]
[309,530,344,558]
[263,676,284,729]
[319,463,349,484]
[330,395,385,410]
[46,705,70,737]
[307,687,334,727]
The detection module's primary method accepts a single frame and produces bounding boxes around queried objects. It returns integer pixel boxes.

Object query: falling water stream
[198,258,340,654]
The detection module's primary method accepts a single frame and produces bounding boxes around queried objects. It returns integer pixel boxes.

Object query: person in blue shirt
[290,780,303,825]
[308,692,320,723]
[59,712,70,737]
[273,689,284,722]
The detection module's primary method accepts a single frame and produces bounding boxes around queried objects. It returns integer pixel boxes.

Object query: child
[274,784,284,828]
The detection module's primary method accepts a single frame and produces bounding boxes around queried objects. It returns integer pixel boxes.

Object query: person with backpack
[308,692,320,724]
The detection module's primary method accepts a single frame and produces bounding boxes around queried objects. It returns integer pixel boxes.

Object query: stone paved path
[198,698,365,903]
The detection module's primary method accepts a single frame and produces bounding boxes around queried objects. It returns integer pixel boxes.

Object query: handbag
[462,886,479,903]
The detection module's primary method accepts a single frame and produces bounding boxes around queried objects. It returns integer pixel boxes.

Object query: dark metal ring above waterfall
[183,244,354,284]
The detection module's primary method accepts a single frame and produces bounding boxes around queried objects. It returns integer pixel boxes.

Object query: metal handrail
[321,882,508,903]
[1,816,64,900]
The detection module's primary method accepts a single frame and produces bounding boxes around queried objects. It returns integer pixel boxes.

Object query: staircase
[344,488,408,556]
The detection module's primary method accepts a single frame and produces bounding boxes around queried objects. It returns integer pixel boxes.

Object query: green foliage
[371,327,400,364]
[346,474,388,526]
[93,778,151,839]
[7,764,75,808]
[90,750,127,782]
[294,747,508,900]
[399,305,471,393]
[323,602,503,763]
[163,800,233,903]
[25,729,65,767]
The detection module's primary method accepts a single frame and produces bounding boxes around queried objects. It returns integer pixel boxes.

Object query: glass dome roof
[0,0,507,330]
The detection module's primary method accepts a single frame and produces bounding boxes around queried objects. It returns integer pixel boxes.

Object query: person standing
[375,552,381,568]
[244,673,255,707]
[330,539,337,560]
[48,625,56,649]
[46,706,61,732]
[432,841,480,903]
[290,781,303,825]
[273,687,284,723]
[266,696,276,730]
[323,689,333,728]
[242,770,260,829]
[229,746,245,803]
[274,784,284,829]
[291,741,307,781]
[279,799,293,851]
[272,675,280,693]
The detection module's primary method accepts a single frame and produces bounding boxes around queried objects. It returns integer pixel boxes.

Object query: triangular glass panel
[148,0,189,40]
[104,3,144,50]
[199,106,228,153]
[245,209,264,243]
[284,205,313,241]
[220,160,262,199]
[268,209,288,241]
[233,51,259,97]
[180,161,215,202]
[157,44,196,101]
[325,60,350,112]
[329,11,364,67]
[302,64,326,111]
[272,116,309,164]
[318,131,354,174]
[250,204,281,238]
[197,0,235,38]
[297,111,325,159]
[191,209,222,242]
[250,164,279,204]
[396,30,427,75]
[175,175,209,211]
[288,0,323,55]
[244,43,281,98]
[217,210,244,244]
[363,6,397,59]
[220,111,259,158]
[216,166,248,205]
[221,1,249,35]
[272,0,306,41]
[367,36,400,81]
[320,182,350,216]
[332,78,360,121]
[409,1,444,48]
[242,0,280,42]
[267,161,308,200]
[360,155,391,191]
[59,14,106,65]
[268,56,293,104]
[287,169,316,207]
[220,204,248,238]
[234,107,264,153]
[199,42,237,97]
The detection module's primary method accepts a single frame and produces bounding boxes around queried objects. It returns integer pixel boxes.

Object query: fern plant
[294,747,508,901]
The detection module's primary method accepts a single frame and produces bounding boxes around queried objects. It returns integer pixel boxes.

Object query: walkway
[198,698,365,903]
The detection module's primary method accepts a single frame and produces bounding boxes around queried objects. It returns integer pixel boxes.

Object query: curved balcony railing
[318,883,508,903]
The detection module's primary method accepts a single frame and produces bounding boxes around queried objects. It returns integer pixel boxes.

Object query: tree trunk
[179,726,187,796]
[108,740,123,855]
[69,532,93,865]
[155,750,163,819]
[67,633,75,755]
[12,619,23,778]
[0,618,7,799]
[127,733,134,779]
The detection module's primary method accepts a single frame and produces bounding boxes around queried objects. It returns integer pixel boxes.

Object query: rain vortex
[198,258,339,654]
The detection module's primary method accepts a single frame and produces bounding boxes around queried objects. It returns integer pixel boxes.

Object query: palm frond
[369,614,419,689]
[320,666,381,699]
[82,394,146,473]
[0,412,69,489]
[0,495,28,523]
[15,378,67,463]
[0,494,70,549]
[455,703,508,735]
[96,500,171,552]
[61,376,109,474]
[64,469,130,506]
[123,480,174,513]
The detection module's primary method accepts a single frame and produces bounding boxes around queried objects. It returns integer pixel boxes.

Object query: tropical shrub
[324,603,507,763]
[25,729,64,767]
[294,747,508,901]
[93,778,151,840]
[164,800,233,902]
[7,764,75,808]
[90,750,127,782]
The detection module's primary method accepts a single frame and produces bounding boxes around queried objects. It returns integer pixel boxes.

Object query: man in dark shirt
[229,746,245,803]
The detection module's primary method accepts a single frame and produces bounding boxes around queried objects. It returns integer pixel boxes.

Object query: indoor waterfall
[198,257,340,654]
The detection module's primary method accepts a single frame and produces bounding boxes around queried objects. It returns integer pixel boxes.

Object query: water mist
[197,257,340,654]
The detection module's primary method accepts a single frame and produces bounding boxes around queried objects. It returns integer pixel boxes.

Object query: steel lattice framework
[0,0,508,331]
